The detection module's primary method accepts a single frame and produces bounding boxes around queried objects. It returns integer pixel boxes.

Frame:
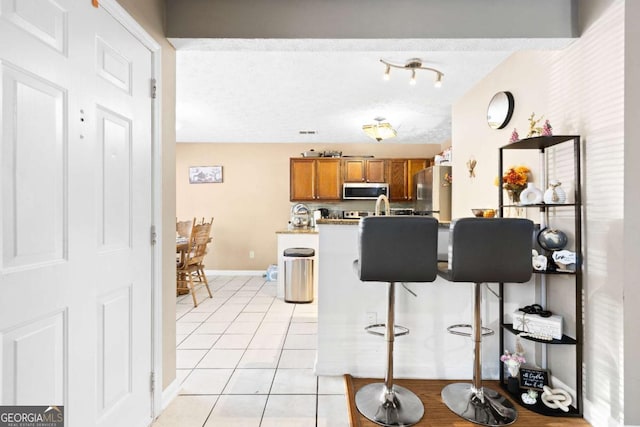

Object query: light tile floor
[152,275,350,427]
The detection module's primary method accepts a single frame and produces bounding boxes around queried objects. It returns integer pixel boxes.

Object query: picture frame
[189,166,223,184]
[519,366,550,391]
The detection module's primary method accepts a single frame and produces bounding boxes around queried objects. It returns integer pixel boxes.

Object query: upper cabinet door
[315,159,342,200]
[365,160,386,183]
[343,159,366,182]
[290,158,341,201]
[343,159,386,183]
[290,159,316,201]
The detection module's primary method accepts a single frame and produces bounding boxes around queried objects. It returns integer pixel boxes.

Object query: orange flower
[502,165,530,193]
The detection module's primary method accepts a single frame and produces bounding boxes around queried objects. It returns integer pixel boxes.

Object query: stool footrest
[447,323,494,337]
[365,323,410,337]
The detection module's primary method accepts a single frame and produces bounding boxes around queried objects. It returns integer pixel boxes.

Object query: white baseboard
[205,269,265,276]
[160,378,181,411]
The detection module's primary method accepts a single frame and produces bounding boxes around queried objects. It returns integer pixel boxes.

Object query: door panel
[1,311,65,405]
[1,0,68,54]
[1,63,66,270]
[96,106,131,250]
[97,285,132,415]
[96,37,132,94]
[1,2,153,426]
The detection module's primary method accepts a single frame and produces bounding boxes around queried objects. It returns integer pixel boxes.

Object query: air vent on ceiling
[298,130,317,135]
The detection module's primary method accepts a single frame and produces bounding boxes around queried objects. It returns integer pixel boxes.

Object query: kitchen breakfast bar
[313,219,506,381]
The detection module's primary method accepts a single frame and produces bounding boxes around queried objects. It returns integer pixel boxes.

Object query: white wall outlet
[249,250,255,259]
[366,312,377,325]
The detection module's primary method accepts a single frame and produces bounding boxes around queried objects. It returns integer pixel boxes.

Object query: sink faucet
[374,194,390,216]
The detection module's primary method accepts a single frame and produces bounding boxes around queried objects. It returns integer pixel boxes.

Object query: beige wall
[453,1,627,424]
[115,0,177,391]
[176,143,441,270]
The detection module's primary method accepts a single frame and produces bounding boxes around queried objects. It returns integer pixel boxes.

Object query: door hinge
[150,78,157,99]
[150,225,157,245]
[150,372,155,392]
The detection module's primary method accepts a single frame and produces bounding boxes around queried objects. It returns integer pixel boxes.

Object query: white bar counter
[315,220,503,380]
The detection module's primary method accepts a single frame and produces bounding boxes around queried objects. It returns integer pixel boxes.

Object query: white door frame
[95,0,164,419]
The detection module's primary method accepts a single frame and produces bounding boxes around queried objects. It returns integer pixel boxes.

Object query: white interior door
[0,1,154,426]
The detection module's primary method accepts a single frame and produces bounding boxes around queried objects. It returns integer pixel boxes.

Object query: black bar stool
[438,217,533,426]
[354,216,439,427]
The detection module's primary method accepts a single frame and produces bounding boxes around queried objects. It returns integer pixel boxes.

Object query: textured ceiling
[173,38,571,144]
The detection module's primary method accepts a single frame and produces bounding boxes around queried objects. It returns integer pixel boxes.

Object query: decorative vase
[507,189,522,205]
[507,376,520,394]
[506,189,525,217]
[543,180,567,204]
[519,183,543,205]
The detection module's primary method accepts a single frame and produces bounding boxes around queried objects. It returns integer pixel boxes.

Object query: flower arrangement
[501,165,530,203]
[527,113,544,137]
[501,350,526,377]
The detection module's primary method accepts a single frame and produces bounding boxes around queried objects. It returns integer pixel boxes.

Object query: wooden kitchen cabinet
[387,159,408,201]
[387,158,429,201]
[290,158,342,201]
[342,159,386,183]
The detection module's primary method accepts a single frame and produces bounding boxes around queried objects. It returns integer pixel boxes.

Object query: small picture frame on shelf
[519,366,550,391]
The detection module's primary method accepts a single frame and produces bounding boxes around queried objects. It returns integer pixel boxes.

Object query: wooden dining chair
[176,218,194,238]
[176,221,213,307]
[195,217,214,282]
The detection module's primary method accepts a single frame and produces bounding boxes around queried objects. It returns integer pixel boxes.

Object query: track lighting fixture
[380,58,444,88]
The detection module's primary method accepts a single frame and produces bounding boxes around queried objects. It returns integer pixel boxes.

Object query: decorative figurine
[509,128,520,143]
[542,119,553,136]
[532,249,548,271]
[522,389,539,405]
[466,157,477,178]
[541,385,572,412]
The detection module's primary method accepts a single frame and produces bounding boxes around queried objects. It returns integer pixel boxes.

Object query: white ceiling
[173,38,571,144]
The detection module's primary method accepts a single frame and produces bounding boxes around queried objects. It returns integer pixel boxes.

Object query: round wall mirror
[487,91,514,129]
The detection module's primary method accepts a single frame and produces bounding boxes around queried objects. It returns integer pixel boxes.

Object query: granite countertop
[316,219,359,225]
[317,218,451,226]
[276,228,319,234]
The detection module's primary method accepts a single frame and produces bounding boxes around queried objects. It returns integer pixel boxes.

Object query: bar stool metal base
[356,383,424,427]
[441,383,517,426]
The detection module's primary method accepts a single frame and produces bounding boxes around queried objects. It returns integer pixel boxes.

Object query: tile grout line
[171,275,328,426]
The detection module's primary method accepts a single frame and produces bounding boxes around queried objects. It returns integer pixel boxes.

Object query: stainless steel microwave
[343,183,389,200]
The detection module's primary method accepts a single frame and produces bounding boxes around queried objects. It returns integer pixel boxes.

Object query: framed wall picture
[189,166,223,183]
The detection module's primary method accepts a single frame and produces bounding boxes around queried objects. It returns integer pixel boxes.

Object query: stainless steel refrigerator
[414,165,452,221]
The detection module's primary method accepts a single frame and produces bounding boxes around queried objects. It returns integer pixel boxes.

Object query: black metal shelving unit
[497,135,583,417]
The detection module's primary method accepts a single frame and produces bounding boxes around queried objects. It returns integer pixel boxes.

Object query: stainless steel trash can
[283,247,315,303]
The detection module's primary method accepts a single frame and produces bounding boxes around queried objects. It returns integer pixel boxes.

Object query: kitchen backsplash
[301,200,415,217]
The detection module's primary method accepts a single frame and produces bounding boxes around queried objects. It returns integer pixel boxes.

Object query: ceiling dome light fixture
[362,117,397,142]
[380,58,444,87]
